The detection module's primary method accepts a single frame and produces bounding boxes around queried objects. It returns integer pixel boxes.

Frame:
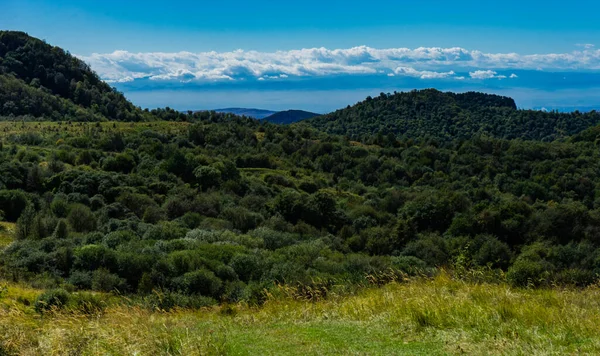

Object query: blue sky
[3,0,600,112]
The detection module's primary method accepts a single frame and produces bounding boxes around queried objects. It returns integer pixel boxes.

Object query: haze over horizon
[3,0,600,112]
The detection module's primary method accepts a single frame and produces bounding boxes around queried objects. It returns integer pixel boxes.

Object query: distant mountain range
[212,108,277,119]
[210,108,321,124]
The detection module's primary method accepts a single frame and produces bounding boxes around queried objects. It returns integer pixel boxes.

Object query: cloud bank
[78,45,600,84]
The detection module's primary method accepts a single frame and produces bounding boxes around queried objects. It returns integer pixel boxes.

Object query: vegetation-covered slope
[306,89,600,141]
[264,109,320,124]
[3,117,600,304]
[0,31,144,121]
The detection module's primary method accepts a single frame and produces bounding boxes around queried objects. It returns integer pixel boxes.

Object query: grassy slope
[0,222,14,249]
[0,274,599,355]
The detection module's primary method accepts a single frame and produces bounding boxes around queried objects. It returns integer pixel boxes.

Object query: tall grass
[1,273,600,355]
[0,222,15,249]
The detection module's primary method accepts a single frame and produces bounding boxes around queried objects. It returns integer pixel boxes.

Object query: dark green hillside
[264,109,320,124]
[0,31,143,121]
[306,89,600,141]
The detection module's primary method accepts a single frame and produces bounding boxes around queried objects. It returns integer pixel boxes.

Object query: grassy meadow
[0,273,599,355]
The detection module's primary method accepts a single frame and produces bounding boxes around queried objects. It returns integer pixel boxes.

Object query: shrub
[390,256,428,275]
[401,233,449,266]
[103,230,137,249]
[173,269,223,298]
[74,244,118,271]
[34,288,71,313]
[68,270,93,290]
[0,190,29,221]
[70,292,106,315]
[51,198,69,218]
[179,212,203,229]
[91,268,127,292]
[473,235,512,269]
[143,205,166,224]
[363,226,397,255]
[250,227,297,250]
[117,192,157,218]
[52,219,69,239]
[507,259,552,287]
[143,290,217,311]
[194,165,221,190]
[220,206,264,232]
[143,222,186,241]
[15,204,36,240]
[90,195,105,211]
[67,203,96,232]
[244,281,271,306]
[229,254,263,282]
[554,268,596,287]
[102,153,135,173]
[67,193,91,206]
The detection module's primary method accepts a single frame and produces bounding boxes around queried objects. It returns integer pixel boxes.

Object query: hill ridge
[263,109,320,124]
[306,89,600,141]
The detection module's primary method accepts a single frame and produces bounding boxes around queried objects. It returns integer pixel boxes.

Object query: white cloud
[78,45,600,84]
[469,70,510,80]
[394,67,456,79]
[576,43,595,49]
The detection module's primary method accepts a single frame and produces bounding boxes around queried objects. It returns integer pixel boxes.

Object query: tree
[53,219,69,239]
[16,204,36,240]
[0,190,29,221]
[67,204,96,232]
[194,165,221,190]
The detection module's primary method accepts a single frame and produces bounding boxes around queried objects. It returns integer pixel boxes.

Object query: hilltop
[306,89,600,141]
[0,31,146,121]
[263,109,320,124]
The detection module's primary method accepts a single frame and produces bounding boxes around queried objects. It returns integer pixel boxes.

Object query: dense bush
[34,288,71,313]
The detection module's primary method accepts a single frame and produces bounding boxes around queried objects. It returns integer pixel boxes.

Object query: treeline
[307,89,600,141]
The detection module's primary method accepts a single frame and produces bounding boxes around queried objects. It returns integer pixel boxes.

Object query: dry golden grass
[0,121,190,139]
[0,222,15,249]
[1,273,600,355]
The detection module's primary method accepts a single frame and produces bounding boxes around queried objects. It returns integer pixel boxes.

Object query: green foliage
[34,288,70,313]
[507,259,551,287]
[52,219,69,239]
[91,268,126,292]
[173,269,223,298]
[194,165,222,190]
[0,190,29,221]
[15,204,36,240]
[67,204,96,233]
[51,198,69,218]
[401,234,450,266]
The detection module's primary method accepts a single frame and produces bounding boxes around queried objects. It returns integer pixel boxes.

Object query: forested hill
[306,89,600,142]
[0,31,146,121]
[263,110,320,124]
